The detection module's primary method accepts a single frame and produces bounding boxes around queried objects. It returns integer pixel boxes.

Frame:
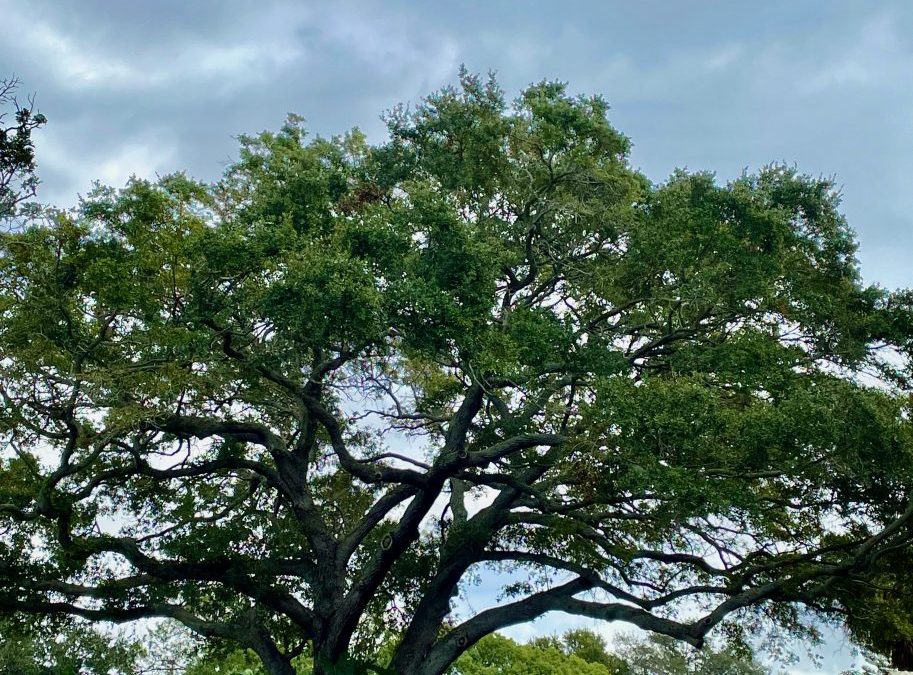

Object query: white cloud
[95,140,176,186]
[4,10,141,87]
[11,0,463,97]
[566,42,748,105]
[704,44,743,71]
[2,2,306,92]
[37,125,176,205]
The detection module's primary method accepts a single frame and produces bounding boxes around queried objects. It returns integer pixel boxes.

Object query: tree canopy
[2,71,913,675]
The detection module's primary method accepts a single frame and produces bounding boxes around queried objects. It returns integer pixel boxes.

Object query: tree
[2,70,913,675]
[0,76,46,219]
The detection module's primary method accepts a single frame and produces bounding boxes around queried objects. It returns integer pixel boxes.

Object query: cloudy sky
[3,0,911,670]
[4,0,913,289]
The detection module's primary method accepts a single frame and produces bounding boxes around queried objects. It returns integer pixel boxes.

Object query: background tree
[0,616,139,675]
[0,76,45,219]
[454,630,625,675]
[613,633,770,675]
[528,628,629,672]
[2,71,913,675]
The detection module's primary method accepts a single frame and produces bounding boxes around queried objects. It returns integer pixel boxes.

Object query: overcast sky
[2,0,911,670]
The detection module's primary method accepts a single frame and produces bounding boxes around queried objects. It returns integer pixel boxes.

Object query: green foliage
[614,634,769,675]
[2,70,913,675]
[180,629,767,675]
[452,633,616,675]
[186,648,270,675]
[451,630,770,675]
[176,628,767,675]
[0,617,139,675]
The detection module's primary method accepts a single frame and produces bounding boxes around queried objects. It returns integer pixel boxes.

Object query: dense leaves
[2,71,913,675]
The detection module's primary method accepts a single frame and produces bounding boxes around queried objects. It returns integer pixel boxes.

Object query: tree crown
[2,71,913,675]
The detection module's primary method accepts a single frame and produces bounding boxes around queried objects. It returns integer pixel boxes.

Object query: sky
[2,0,911,671]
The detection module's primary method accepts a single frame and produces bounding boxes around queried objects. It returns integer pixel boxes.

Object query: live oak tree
[2,72,913,675]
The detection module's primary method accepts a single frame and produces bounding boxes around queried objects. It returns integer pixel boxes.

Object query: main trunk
[254,645,297,675]
[894,638,913,670]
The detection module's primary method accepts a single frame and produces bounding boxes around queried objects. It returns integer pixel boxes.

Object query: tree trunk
[249,630,298,675]
[311,637,349,675]
[893,638,913,670]
[258,651,297,675]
